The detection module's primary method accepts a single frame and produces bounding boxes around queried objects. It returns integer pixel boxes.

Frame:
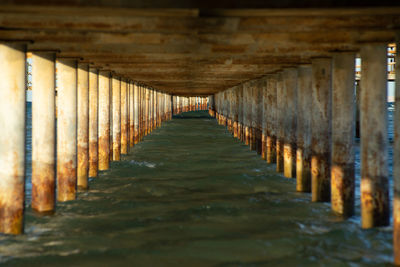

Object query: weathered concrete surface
[112,76,121,161]
[283,68,297,178]
[276,72,284,173]
[360,44,389,228]
[0,43,26,234]
[31,52,56,213]
[266,75,277,164]
[77,63,89,190]
[88,67,99,178]
[121,79,129,154]
[98,71,110,171]
[56,58,77,202]
[296,65,312,193]
[311,58,332,203]
[331,53,355,217]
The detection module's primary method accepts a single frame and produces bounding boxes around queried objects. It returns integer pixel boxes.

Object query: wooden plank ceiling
[0,1,399,95]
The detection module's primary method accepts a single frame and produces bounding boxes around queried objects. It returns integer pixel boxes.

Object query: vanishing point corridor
[0,110,392,266]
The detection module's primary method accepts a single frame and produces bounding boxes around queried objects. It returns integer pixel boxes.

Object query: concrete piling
[88,67,99,178]
[121,79,129,155]
[112,76,121,161]
[360,44,389,228]
[266,75,277,164]
[283,68,298,178]
[331,53,356,217]
[0,43,26,234]
[311,58,332,202]
[98,71,110,171]
[77,63,89,190]
[276,72,284,173]
[296,65,312,192]
[31,52,56,213]
[129,82,134,148]
[56,58,77,202]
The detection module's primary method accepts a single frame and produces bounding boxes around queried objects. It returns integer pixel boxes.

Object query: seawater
[0,103,395,266]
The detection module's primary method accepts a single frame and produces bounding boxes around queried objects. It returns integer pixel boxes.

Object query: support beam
[311,57,332,202]
[77,63,89,190]
[31,52,56,213]
[360,44,389,228]
[0,43,26,234]
[331,52,356,217]
[56,58,77,202]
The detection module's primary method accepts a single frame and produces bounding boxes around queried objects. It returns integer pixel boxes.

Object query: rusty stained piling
[311,58,332,202]
[243,83,251,146]
[360,44,389,228]
[250,83,258,151]
[98,71,110,171]
[145,87,149,135]
[255,80,263,155]
[266,75,277,164]
[0,43,26,234]
[112,76,121,161]
[331,53,356,217]
[88,67,99,178]
[238,85,244,142]
[31,52,56,213]
[394,39,400,265]
[276,72,284,173]
[283,68,298,178]
[233,87,239,138]
[56,58,77,202]
[296,65,312,192]
[121,79,129,155]
[129,82,134,148]
[261,78,268,160]
[77,63,90,190]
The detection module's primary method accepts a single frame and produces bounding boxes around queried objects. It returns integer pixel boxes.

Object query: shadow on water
[0,107,394,266]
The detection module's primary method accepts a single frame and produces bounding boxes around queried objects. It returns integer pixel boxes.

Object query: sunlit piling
[129,82,134,148]
[98,71,111,171]
[121,79,129,155]
[77,63,89,190]
[31,51,56,213]
[0,43,26,234]
[56,58,77,202]
[112,76,121,161]
[88,67,99,177]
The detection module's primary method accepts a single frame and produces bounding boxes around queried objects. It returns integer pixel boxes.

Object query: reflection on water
[0,105,394,266]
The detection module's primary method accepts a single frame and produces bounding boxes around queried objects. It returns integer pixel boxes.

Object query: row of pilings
[208,43,400,265]
[0,43,208,236]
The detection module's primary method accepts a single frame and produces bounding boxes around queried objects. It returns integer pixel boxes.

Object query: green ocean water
[0,109,393,266]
